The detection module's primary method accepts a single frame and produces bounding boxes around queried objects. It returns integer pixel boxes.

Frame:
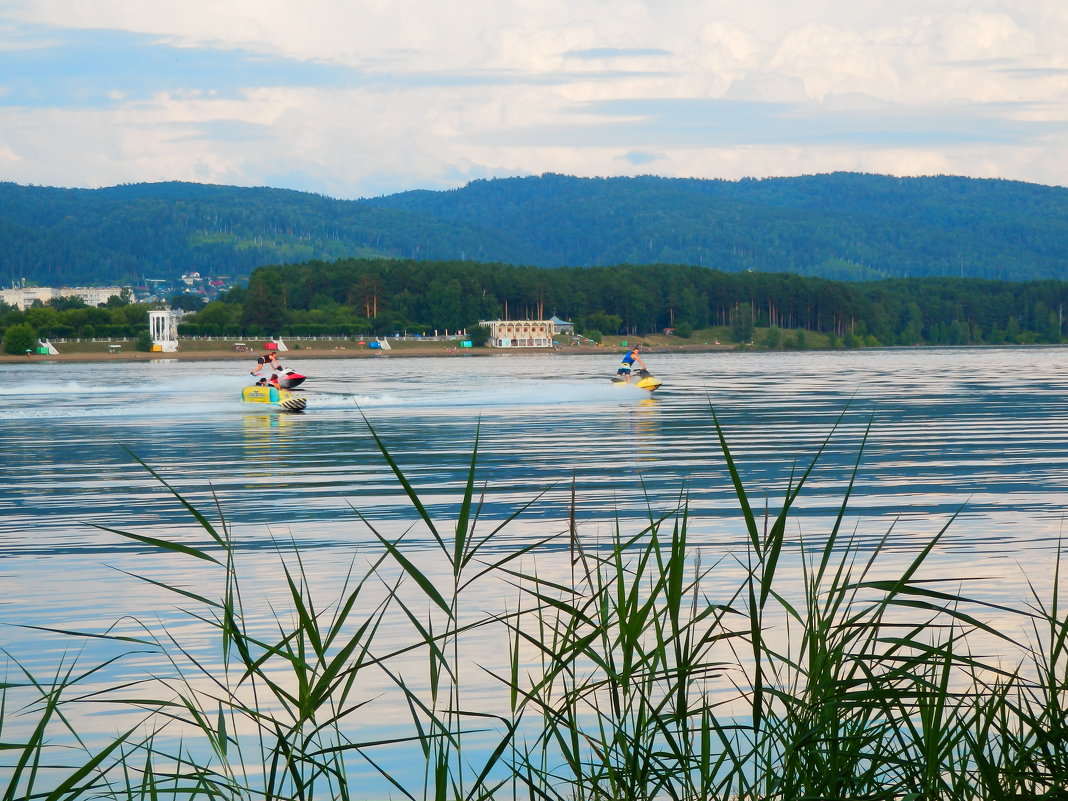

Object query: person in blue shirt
[616,344,647,382]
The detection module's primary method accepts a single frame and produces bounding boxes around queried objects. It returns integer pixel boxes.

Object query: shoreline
[4,339,1059,365]
[1,340,1059,365]
[0,341,739,364]
[0,339,747,363]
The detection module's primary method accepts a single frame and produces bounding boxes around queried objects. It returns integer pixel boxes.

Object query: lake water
[2,346,1066,791]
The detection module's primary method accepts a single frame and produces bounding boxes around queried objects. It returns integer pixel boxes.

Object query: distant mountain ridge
[1,172,1066,287]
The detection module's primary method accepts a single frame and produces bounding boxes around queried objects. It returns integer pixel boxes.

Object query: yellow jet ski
[241,384,307,412]
[610,368,663,392]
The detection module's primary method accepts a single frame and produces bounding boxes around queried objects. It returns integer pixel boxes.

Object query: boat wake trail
[320,380,646,410]
[0,376,650,422]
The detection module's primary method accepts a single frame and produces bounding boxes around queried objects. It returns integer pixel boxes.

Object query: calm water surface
[3,347,1067,631]
[1,346,1066,785]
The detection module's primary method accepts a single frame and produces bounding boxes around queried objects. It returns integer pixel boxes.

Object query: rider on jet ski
[250,349,306,389]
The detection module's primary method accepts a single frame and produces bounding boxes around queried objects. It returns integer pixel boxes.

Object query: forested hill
[2,172,1067,287]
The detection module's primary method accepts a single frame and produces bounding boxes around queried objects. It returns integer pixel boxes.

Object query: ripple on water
[2,348,1067,724]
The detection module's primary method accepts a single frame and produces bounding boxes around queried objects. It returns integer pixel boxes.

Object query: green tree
[584,312,622,336]
[899,302,923,344]
[24,306,60,333]
[3,322,36,354]
[170,292,207,312]
[1042,310,1061,343]
[48,295,88,311]
[426,278,464,331]
[730,303,754,342]
[948,319,968,345]
[372,309,408,336]
[1006,315,1022,343]
[189,301,240,332]
[111,303,151,329]
[105,288,133,307]
[676,287,701,329]
[241,279,287,333]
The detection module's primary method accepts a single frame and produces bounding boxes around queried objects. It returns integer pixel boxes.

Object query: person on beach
[616,344,646,382]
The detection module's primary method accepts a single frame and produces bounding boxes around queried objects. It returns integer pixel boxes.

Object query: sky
[2,1,1068,199]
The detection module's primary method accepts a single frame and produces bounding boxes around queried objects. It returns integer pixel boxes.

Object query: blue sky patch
[0,22,355,108]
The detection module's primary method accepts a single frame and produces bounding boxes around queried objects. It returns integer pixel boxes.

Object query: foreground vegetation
[3,417,1066,800]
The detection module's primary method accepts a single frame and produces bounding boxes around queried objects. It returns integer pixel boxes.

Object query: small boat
[610,368,663,392]
[241,385,307,412]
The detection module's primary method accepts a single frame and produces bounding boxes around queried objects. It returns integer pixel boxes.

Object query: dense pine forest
[174,258,1068,347]
[3,172,1068,287]
[4,256,1068,348]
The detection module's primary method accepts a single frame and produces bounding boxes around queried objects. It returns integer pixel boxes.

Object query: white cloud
[2,1,1068,194]
[725,72,807,103]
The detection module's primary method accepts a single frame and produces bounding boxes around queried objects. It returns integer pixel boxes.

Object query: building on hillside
[0,285,127,310]
[479,319,555,348]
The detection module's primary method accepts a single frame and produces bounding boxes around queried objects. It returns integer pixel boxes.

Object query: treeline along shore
[201,258,1068,347]
[6,257,1068,356]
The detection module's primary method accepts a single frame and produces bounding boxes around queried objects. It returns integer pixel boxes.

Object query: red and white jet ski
[273,367,307,389]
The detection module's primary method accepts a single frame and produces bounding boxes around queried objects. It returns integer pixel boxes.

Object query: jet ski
[241,385,307,412]
[610,368,663,392]
[273,367,307,389]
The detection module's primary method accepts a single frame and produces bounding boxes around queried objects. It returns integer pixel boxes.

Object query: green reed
[1,652,141,801]
[3,413,1066,800]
